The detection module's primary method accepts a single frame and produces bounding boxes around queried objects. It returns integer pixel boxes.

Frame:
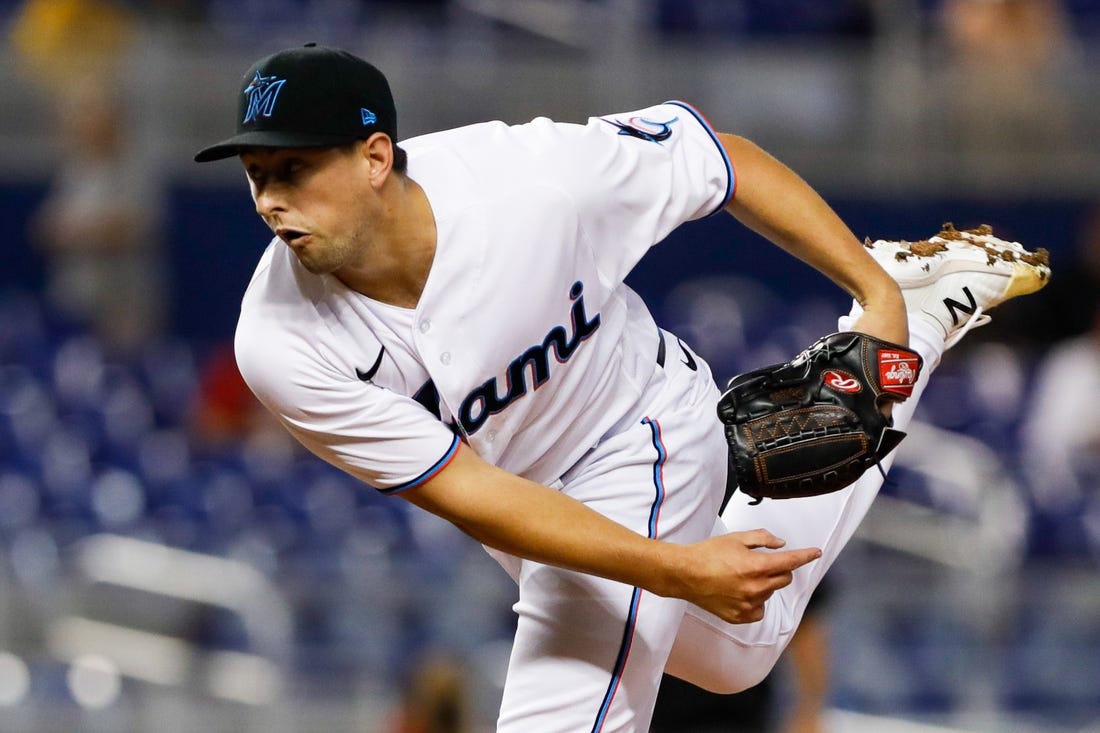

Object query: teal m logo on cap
[243,73,287,124]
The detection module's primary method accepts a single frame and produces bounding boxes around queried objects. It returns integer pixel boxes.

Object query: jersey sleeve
[235,312,459,495]
[537,101,734,287]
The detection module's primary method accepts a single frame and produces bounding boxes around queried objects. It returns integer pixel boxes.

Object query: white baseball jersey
[235,102,734,493]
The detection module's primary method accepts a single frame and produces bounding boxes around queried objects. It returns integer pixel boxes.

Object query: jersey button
[439,351,452,365]
[419,319,432,333]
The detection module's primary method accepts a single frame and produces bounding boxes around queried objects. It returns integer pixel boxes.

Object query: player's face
[241,144,378,275]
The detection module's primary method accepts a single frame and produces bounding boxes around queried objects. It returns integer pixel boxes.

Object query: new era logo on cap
[361,108,377,125]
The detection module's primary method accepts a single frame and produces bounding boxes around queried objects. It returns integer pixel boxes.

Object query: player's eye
[282,159,306,179]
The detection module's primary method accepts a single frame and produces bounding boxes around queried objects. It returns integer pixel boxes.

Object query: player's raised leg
[665,225,1051,693]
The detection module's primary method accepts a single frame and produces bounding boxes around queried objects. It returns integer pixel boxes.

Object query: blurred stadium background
[0,1,1098,731]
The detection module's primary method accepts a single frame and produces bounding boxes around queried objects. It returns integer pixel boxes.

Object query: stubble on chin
[295,253,331,275]
[289,239,343,276]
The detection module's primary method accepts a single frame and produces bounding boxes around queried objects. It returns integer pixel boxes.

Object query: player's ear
[360,132,395,186]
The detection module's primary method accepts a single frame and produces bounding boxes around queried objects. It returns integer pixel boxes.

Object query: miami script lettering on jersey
[457,281,601,435]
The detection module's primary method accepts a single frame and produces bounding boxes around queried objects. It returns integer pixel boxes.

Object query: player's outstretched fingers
[761,546,822,576]
[683,532,822,623]
[717,547,820,624]
[733,528,788,550]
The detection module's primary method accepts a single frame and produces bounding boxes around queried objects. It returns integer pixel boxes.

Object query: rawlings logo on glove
[823,370,861,393]
[880,353,918,396]
[717,332,922,503]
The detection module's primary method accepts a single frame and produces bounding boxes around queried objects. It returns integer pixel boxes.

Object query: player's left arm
[716,132,908,347]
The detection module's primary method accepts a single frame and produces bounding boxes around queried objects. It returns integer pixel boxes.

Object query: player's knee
[691,647,782,695]
[713,667,773,695]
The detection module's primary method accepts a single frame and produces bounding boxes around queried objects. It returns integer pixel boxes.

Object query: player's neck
[335,176,437,308]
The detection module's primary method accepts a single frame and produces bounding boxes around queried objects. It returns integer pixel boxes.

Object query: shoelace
[944,306,991,348]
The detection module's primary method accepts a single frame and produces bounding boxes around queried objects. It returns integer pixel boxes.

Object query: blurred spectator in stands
[188,340,296,460]
[387,652,472,733]
[1021,209,1100,508]
[936,0,1080,155]
[775,596,831,733]
[189,341,261,448]
[14,0,168,356]
[10,0,137,84]
[651,583,833,733]
[26,72,168,356]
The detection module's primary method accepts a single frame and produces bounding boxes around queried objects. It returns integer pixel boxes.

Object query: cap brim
[193,130,364,162]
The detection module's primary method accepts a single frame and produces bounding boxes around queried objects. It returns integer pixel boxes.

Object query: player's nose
[253,187,287,218]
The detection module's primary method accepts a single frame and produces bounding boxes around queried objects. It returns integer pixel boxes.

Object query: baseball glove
[717,332,923,503]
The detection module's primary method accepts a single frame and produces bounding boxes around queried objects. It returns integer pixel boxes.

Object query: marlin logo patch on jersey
[243,73,287,124]
[604,115,678,143]
[457,281,601,435]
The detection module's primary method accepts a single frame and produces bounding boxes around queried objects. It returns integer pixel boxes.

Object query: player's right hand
[672,529,821,624]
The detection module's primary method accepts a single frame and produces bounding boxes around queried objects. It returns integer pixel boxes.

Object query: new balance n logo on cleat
[943,286,978,327]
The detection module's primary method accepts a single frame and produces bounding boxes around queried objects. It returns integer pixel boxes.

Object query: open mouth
[277,228,309,245]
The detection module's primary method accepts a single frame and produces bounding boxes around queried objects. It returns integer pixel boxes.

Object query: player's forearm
[402,444,686,596]
[717,133,907,345]
[402,445,822,624]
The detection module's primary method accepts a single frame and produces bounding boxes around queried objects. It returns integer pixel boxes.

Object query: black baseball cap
[194,44,397,162]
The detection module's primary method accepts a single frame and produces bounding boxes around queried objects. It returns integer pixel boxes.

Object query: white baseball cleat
[865,223,1052,347]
